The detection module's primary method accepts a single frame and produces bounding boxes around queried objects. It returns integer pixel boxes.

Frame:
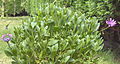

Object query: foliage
[4,4,103,64]
[55,0,114,25]
[21,0,55,16]
[2,0,54,16]
[0,0,118,22]
[4,0,23,16]
[21,0,40,16]
[111,0,120,19]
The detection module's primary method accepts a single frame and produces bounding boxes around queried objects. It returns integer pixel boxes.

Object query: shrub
[5,4,103,64]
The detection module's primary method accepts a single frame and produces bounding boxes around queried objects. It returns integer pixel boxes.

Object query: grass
[0,17,119,64]
[97,50,120,64]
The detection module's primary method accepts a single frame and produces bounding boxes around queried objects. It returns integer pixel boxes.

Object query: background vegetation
[0,0,120,64]
[1,0,120,22]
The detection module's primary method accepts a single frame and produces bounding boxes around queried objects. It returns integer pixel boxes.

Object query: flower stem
[99,26,109,32]
[7,42,12,49]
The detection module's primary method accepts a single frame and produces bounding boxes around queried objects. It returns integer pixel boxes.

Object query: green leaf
[12,61,18,64]
[118,22,120,24]
[4,48,13,57]
[64,49,75,56]
[68,58,75,63]
[31,22,37,28]
[63,56,70,63]
[54,26,60,32]
[49,43,58,58]
[48,39,59,46]
[52,43,58,52]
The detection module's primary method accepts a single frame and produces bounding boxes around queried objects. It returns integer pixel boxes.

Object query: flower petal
[7,33,9,36]
[106,18,117,27]
[110,22,117,27]
[106,21,112,24]
[9,34,12,38]
[1,34,12,43]
[110,18,112,21]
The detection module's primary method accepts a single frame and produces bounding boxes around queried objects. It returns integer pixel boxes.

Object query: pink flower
[1,34,12,43]
[106,18,117,27]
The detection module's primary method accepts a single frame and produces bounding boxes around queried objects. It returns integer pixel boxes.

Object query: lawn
[0,17,119,64]
[0,16,29,64]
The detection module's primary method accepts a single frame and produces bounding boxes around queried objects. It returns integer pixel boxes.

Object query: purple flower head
[1,34,12,43]
[106,18,117,27]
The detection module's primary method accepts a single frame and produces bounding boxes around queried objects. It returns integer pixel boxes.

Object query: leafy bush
[5,4,103,64]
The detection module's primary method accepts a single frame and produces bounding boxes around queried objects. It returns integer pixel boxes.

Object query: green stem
[99,26,109,32]
[73,24,76,33]
[53,0,56,4]
[7,42,11,49]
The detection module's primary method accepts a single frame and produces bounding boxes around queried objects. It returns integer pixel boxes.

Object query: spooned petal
[106,18,117,27]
